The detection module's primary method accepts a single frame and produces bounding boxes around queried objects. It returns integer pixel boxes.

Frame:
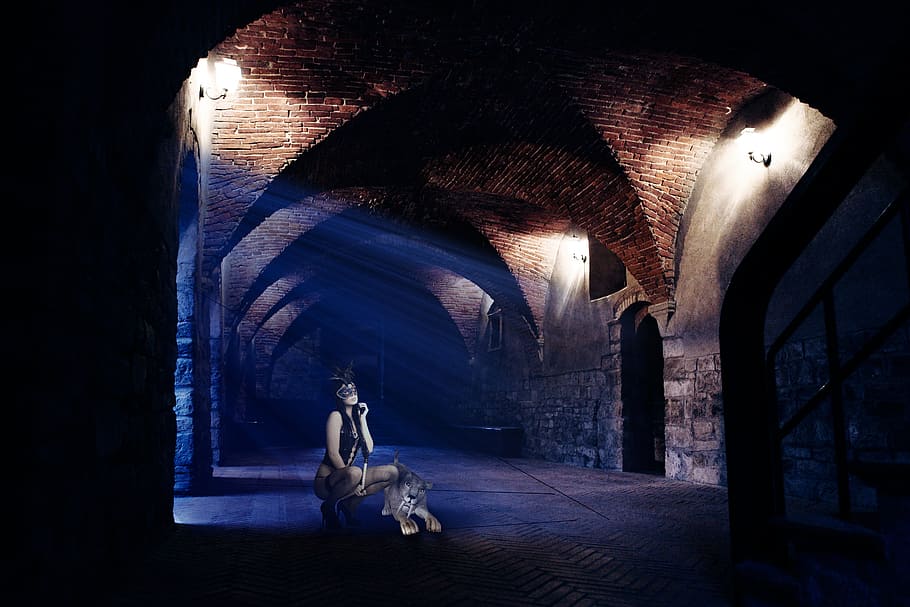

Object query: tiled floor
[106,445,734,606]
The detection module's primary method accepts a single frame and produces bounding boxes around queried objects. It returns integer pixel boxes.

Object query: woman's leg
[317,467,361,529]
[325,466,363,502]
[313,475,329,501]
[358,463,398,496]
[337,464,398,523]
[325,465,399,526]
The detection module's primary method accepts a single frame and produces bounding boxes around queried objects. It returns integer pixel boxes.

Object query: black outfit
[322,412,361,467]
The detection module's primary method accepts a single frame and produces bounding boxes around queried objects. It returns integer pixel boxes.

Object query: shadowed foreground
[107,446,732,606]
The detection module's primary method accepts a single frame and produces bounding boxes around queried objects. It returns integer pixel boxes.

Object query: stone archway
[620,303,666,475]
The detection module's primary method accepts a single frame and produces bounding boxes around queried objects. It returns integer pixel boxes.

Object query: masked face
[336,382,357,402]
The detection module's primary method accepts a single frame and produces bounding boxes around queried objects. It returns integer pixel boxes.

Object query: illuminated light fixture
[571,233,587,263]
[739,127,771,167]
[200,57,241,100]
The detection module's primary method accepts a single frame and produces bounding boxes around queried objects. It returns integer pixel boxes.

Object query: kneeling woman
[314,366,398,529]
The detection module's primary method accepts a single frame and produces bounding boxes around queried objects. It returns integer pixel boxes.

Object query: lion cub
[381,451,442,535]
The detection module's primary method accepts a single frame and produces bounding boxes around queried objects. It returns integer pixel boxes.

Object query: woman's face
[336,382,358,406]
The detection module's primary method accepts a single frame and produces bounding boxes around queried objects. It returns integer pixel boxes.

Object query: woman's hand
[358,402,369,418]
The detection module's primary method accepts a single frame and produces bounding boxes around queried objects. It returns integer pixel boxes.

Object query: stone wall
[775,324,910,512]
[175,154,213,493]
[473,310,727,483]
[518,368,616,468]
[465,312,621,470]
[663,343,726,485]
[16,4,276,601]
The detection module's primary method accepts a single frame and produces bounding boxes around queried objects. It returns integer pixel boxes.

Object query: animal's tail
[393,449,400,465]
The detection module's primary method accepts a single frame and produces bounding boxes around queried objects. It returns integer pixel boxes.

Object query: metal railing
[719,90,909,567]
[765,190,910,520]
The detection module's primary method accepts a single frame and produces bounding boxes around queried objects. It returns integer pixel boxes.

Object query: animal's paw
[381,505,390,516]
[399,518,420,535]
[425,513,442,533]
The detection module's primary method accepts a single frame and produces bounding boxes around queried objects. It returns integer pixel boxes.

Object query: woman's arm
[358,402,375,454]
[324,411,346,469]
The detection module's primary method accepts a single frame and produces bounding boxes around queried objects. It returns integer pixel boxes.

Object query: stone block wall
[175,242,214,493]
[210,333,225,465]
[663,339,726,485]
[775,324,910,513]
[518,369,616,468]
[466,314,732,484]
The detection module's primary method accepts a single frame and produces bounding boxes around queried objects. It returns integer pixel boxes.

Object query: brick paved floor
[105,445,734,606]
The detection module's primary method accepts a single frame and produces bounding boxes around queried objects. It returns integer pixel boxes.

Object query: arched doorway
[620,303,666,475]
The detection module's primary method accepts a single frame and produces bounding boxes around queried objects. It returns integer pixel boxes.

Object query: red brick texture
[201,1,769,363]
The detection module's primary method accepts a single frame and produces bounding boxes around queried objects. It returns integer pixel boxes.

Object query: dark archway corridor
[17,2,909,606]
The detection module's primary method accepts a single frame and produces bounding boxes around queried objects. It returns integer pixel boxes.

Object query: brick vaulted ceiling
[195,0,906,357]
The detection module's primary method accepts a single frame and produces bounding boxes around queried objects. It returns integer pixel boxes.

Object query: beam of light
[225,206,540,451]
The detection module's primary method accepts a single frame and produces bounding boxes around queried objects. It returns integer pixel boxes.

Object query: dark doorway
[620,304,666,474]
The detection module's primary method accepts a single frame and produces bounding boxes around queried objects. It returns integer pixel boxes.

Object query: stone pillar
[208,276,225,465]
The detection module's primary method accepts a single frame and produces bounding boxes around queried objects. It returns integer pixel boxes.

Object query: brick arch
[196,0,895,292]
[226,59,624,249]
[237,271,316,347]
[421,143,661,298]
[258,239,540,394]
[221,191,351,326]
[249,264,488,395]
[251,293,321,397]
[231,271,318,378]
[548,49,769,301]
[226,60,647,302]
[282,219,527,320]
[238,253,486,368]
[209,38,768,304]
[418,267,487,360]
[224,186,570,338]
[613,286,652,323]
[230,272,318,405]
[416,189,571,337]
[225,204,542,371]
[203,1,459,273]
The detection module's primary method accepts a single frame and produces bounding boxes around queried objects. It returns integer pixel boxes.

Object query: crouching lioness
[381,451,442,535]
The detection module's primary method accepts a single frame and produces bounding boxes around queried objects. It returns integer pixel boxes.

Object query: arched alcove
[620,303,666,475]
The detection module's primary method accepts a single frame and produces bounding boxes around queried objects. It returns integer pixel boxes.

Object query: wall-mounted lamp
[739,127,771,167]
[571,233,587,263]
[200,58,242,100]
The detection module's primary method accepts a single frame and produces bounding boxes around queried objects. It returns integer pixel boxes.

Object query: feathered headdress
[329,362,355,385]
